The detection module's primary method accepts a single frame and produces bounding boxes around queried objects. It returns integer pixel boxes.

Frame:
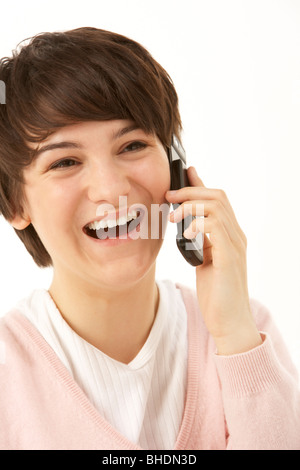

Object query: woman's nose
[85,158,131,205]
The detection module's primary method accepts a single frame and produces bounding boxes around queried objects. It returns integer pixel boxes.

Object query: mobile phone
[167,136,203,266]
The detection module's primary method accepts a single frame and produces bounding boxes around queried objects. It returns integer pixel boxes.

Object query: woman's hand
[166,166,262,355]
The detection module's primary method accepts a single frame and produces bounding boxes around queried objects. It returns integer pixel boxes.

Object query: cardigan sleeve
[214,299,300,450]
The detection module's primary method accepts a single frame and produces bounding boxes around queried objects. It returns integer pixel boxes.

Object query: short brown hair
[0,27,182,267]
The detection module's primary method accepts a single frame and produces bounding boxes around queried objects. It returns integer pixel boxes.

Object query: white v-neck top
[17,279,188,450]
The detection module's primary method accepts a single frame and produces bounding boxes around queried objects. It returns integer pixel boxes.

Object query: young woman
[0,27,299,450]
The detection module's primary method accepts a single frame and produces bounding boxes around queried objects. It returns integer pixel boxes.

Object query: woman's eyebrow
[33,141,82,159]
[32,124,142,159]
[112,124,141,140]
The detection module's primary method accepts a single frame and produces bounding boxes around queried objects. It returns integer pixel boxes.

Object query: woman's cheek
[144,157,171,203]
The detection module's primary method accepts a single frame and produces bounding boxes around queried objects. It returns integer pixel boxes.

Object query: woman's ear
[10,213,31,230]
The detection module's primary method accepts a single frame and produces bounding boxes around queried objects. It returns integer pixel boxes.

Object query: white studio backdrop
[0,0,299,370]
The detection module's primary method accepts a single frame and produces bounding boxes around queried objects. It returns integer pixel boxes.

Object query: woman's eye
[122,141,147,153]
[49,159,79,170]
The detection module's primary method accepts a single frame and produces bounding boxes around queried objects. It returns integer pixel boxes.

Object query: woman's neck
[48,265,159,364]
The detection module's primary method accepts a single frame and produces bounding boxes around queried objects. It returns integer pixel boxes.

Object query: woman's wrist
[214,322,263,356]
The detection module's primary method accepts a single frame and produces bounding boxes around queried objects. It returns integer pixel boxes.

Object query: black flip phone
[167,136,203,266]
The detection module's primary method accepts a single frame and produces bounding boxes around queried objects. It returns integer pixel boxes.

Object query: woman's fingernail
[183,227,195,239]
[174,209,183,222]
[167,190,178,195]
[184,218,204,238]
[169,208,182,223]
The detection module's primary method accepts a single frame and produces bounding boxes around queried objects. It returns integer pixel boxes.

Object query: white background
[0,0,299,370]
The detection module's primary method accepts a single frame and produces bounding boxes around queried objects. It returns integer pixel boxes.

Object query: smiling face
[12,120,171,292]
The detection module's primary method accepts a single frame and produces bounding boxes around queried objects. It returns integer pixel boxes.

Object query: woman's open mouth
[83,209,144,240]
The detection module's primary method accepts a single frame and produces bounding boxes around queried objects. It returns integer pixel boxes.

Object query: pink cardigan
[0,283,299,450]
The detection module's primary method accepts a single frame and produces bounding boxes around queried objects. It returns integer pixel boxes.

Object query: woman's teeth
[87,210,139,231]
